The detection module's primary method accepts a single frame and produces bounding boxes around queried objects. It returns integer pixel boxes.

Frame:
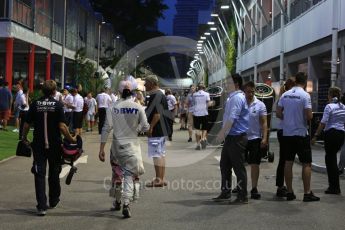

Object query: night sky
[158,0,177,35]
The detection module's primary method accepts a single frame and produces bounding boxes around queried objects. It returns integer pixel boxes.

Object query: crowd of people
[2,72,345,218]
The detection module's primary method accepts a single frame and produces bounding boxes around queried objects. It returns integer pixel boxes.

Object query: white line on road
[59,155,88,178]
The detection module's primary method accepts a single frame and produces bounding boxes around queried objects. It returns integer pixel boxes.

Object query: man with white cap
[99,80,149,218]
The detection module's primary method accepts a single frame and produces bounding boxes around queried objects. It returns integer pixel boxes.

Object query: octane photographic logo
[112,36,234,167]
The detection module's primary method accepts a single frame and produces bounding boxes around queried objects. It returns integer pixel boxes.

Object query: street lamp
[61,0,67,88]
[220,5,230,9]
[97,20,106,69]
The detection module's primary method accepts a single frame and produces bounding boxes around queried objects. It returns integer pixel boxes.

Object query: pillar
[5,38,14,90]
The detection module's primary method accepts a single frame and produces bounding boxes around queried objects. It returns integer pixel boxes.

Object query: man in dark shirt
[145,75,171,187]
[21,80,76,216]
[0,81,12,131]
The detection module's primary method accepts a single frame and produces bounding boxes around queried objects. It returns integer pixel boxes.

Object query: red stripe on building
[5,38,14,90]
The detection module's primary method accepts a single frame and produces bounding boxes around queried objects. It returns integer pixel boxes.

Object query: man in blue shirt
[213,74,249,204]
[0,81,12,131]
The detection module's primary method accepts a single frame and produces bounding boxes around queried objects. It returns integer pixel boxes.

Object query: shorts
[0,110,10,120]
[246,138,262,165]
[193,115,208,131]
[282,136,312,163]
[148,137,166,158]
[14,108,20,119]
[73,112,83,129]
[85,113,95,122]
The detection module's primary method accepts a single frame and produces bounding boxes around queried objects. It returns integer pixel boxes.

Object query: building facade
[232,0,345,112]
[0,0,126,91]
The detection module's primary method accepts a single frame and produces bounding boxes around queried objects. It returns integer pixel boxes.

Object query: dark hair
[42,80,57,97]
[328,87,341,102]
[231,73,243,89]
[166,89,172,95]
[244,81,255,89]
[284,78,295,91]
[295,72,307,85]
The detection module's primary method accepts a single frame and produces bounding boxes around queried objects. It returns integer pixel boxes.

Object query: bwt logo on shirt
[37,101,56,106]
[113,108,139,115]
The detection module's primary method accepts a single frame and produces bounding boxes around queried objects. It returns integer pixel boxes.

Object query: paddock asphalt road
[1,127,345,230]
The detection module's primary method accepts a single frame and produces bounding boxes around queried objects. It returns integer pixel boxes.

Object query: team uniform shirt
[85,97,97,115]
[96,93,112,108]
[278,86,311,137]
[15,89,23,109]
[73,94,84,112]
[146,90,170,137]
[26,97,66,150]
[192,90,210,117]
[53,91,62,101]
[247,97,267,140]
[62,94,73,113]
[223,90,249,136]
[111,93,118,103]
[321,102,345,132]
[166,94,177,111]
[18,93,29,111]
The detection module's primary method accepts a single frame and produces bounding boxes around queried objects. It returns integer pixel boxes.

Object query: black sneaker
[195,145,201,150]
[122,204,131,218]
[49,200,60,209]
[229,196,248,204]
[111,200,121,211]
[201,140,207,149]
[188,137,192,142]
[303,191,320,202]
[250,188,261,200]
[37,209,47,216]
[286,192,296,201]
[276,186,288,197]
[324,188,341,195]
[232,187,239,193]
[212,191,231,202]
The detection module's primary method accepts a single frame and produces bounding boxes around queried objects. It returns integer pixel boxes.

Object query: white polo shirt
[62,94,73,113]
[192,90,210,117]
[96,92,112,108]
[73,94,84,112]
[166,94,177,111]
[321,102,345,132]
[53,91,62,101]
[247,97,267,140]
[278,86,311,137]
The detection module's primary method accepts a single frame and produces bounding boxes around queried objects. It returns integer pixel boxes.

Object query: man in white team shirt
[71,88,84,136]
[244,81,268,200]
[96,87,112,134]
[277,72,320,202]
[62,88,74,128]
[192,83,212,150]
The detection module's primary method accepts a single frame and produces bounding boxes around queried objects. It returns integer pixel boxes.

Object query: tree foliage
[74,48,104,95]
[89,0,168,45]
[225,17,237,75]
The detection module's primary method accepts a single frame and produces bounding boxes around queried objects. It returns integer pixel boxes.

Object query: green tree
[225,17,237,74]
[90,0,168,45]
[74,48,104,94]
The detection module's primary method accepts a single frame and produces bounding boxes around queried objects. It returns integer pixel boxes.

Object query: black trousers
[220,134,248,197]
[19,110,28,140]
[31,146,62,210]
[168,110,174,138]
[324,128,345,190]
[64,112,72,127]
[276,129,285,187]
[98,108,106,134]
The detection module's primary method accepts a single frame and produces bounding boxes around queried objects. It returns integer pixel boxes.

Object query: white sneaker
[12,128,19,132]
